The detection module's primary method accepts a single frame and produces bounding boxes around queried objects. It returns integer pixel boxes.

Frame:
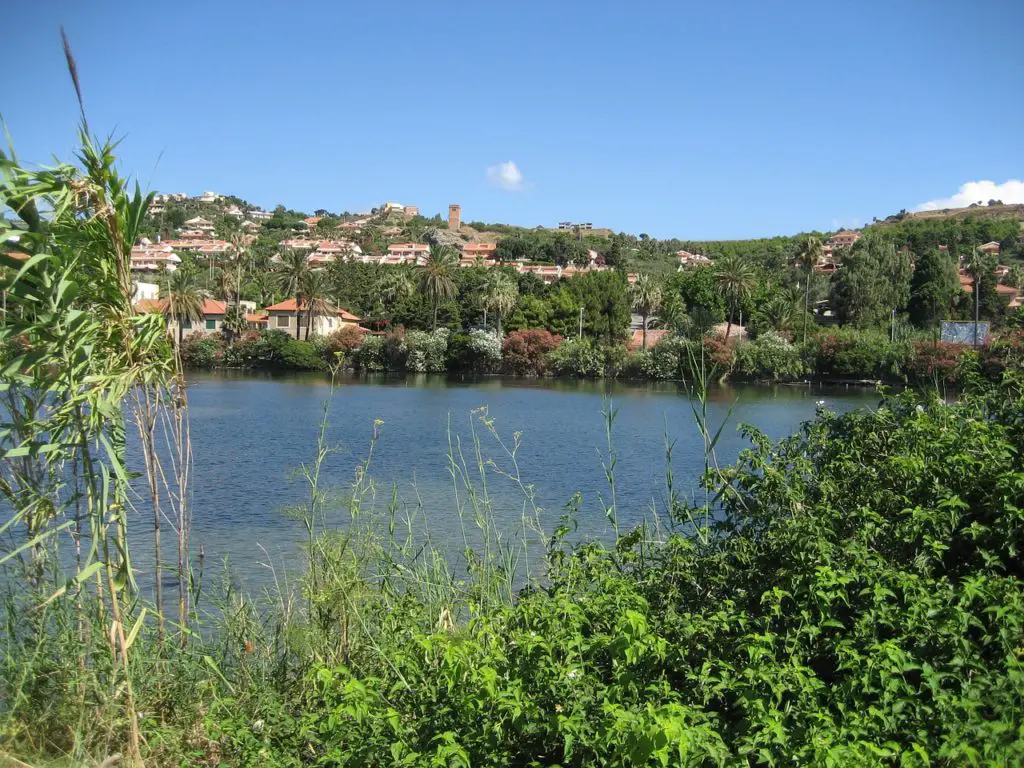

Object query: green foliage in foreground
[191,380,1024,766]
[8,378,1017,765]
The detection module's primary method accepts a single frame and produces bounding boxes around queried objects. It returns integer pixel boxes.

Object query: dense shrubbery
[179,331,220,368]
[733,331,806,381]
[448,329,502,373]
[350,328,450,373]
[501,329,561,375]
[179,321,1024,388]
[808,329,910,381]
[545,337,605,378]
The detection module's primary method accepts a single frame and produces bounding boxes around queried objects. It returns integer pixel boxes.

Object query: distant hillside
[875,203,1024,226]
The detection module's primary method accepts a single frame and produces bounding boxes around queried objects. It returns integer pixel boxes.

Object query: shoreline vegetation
[3,62,1024,766]
[177,324,1023,391]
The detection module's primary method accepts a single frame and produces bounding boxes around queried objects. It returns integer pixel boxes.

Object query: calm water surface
[129,372,880,590]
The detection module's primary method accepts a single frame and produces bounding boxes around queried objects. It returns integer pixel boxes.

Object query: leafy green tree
[907,249,959,329]
[418,245,459,329]
[506,294,551,331]
[714,254,757,339]
[671,266,726,323]
[829,236,912,328]
[1007,264,1024,290]
[629,273,662,349]
[796,235,823,342]
[568,270,630,343]
[545,286,583,337]
[276,250,311,338]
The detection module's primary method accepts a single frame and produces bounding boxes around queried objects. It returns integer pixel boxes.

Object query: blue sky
[3,1,1023,239]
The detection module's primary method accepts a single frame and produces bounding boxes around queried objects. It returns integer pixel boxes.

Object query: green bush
[447,329,502,374]
[545,337,605,377]
[733,331,806,381]
[807,328,911,380]
[402,328,449,373]
[178,331,220,368]
[635,335,699,379]
[353,333,388,371]
[219,329,326,371]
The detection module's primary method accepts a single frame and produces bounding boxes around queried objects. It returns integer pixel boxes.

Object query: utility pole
[578,306,584,339]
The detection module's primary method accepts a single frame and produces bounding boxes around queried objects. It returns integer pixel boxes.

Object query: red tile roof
[263,298,361,322]
[134,298,226,315]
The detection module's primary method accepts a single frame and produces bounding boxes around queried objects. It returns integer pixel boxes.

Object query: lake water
[127,372,880,592]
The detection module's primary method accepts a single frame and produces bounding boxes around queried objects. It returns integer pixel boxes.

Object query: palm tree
[166,269,208,345]
[483,271,518,337]
[760,294,797,334]
[300,270,333,340]
[797,235,823,343]
[714,254,756,340]
[629,273,662,349]
[379,269,415,308]
[417,245,459,329]
[222,303,248,342]
[276,249,311,339]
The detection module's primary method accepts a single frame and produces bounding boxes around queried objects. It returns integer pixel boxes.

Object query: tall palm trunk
[433,301,439,330]
[803,272,811,344]
[974,279,980,348]
[497,311,502,338]
[642,312,648,349]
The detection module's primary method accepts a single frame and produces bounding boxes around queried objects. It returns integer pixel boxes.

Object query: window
[206,319,217,330]
[276,315,290,328]
[181,319,191,329]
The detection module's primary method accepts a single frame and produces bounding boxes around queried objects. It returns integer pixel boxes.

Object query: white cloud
[917,179,1024,211]
[486,160,525,191]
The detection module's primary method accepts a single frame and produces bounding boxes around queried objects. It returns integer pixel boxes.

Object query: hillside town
[130,190,1024,343]
[131,192,648,336]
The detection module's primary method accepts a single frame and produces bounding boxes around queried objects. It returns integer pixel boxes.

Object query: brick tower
[448,203,461,231]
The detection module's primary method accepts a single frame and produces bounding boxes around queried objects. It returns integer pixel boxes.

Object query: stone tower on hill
[448,203,461,231]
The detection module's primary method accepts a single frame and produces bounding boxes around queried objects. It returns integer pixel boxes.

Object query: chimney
[448,203,461,232]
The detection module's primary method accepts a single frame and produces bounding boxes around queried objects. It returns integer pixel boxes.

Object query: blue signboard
[941,321,990,345]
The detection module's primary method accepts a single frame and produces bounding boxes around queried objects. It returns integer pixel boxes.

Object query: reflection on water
[124,372,880,591]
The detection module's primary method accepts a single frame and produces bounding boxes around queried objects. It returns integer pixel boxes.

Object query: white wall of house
[132,282,159,302]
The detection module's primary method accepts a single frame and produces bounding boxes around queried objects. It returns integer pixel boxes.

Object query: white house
[184,216,215,233]
[248,209,272,221]
[130,245,181,273]
[196,191,221,204]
